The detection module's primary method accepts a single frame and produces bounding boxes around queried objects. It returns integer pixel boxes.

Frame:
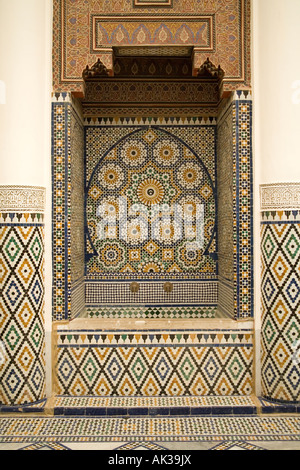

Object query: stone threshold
[54,317,254,332]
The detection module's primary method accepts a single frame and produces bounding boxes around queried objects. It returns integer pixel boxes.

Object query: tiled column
[0,186,46,405]
[261,184,300,402]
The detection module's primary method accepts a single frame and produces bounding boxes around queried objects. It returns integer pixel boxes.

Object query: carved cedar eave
[81,57,225,110]
[197,58,225,81]
[83,57,224,82]
[82,58,110,81]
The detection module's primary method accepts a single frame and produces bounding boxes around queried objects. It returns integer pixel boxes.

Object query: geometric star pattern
[0,213,45,405]
[85,126,217,280]
[261,213,300,402]
[52,92,253,320]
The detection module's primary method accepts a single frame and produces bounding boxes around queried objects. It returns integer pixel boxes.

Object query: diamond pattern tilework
[261,211,300,402]
[211,441,264,450]
[20,442,69,451]
[115,441,167,451]
[55,329,253,397]
[0,213,45,405]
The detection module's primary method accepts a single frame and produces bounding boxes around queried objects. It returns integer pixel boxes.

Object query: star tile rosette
[85,127,216,278]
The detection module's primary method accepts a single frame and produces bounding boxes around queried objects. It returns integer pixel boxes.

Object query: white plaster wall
[0,0,51,185]
[253,0,300,184]
[0,0,53,398]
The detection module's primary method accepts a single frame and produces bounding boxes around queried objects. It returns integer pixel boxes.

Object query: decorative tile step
[0,399,47,414]
[259,397,300,414]
[54,324,254,397]
[53,395,258,417]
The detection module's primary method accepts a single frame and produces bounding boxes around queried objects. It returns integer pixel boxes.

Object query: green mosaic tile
[87,306,217,319]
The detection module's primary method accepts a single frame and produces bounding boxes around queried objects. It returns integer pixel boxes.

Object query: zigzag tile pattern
[0,213,45,405]
[261,211,300,402]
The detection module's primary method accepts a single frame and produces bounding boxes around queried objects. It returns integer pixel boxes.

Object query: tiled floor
[0,415,299,451]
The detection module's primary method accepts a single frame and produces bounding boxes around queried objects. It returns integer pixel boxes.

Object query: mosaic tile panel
[232,92,253,318]
[21,442,69,451]
[0,202,46,405]
[84,117,217,127]
[71,279,85,319]
[55,329,253,397]
[52,93,85,321]
[52,92,253,320]
[261,209,300,402]
[53,395,258,416]
[70,100,85,319]
[54,395,257,409]
[217,97,234,317]
[116,441,166,451]
[85,125,217,279]
[70,104,84,286]
[86,305,217,319]
[259,397,300,414]
[218,280,234,319]
[217,90,253,319]
[1,416,299,443]
[85,122,217,308]
[52,0,251,92]
[211,441,264,450]
[85,281,218,307]
[52,95,70,321]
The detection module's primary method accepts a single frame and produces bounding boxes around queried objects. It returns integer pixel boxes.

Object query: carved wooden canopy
[83,51,224,82]
[81,51,225,116]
